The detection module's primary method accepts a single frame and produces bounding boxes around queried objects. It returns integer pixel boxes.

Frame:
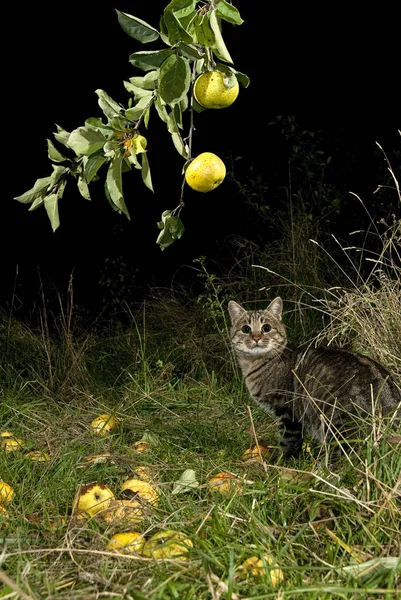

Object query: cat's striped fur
[228,297,400,456]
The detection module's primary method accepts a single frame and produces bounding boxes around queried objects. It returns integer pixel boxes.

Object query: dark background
[3,2,400,314]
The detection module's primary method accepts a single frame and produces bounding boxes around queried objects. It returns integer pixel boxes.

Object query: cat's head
[227,297,287,356]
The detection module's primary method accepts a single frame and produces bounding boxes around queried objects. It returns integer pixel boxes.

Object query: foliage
[13,1,249,249]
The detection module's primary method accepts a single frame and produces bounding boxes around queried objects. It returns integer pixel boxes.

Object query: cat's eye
[261,323,271,333]
[241,324,252,334]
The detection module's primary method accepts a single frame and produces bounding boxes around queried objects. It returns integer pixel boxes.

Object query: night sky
[3,2,400,313]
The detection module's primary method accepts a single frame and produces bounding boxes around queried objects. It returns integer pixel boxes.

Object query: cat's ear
[267,297,283,320]
[228,300,246,322]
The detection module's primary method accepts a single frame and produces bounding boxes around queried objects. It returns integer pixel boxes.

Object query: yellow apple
[0,435,24,451]
[121,478,160,506]
[131,440,151,453]
[185,152,226,193]
[242,444,270,463]
[142,530,193,560]
[133,465,153,481]
[238,555,284,586]
[207,472,243,495]
[90,413,121,436]
[72,483,114,518]
[194,71,239,109]
[24,450,50,462]
[0,481,14,505]
[84,453,112,465]
[103,499,145,525]
[107,531,146,553]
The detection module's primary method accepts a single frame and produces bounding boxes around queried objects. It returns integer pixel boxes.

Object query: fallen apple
[207,472,243,495]
[24,450,50,462]
[131,440,151,453]
[0,481,14,505]
[238,555,284,586]
[121,478,160,506]
[83,453,113,465]
[72,483,114,518]
[0,434,24,452]
[242,444,270,463]
[90,413,121,436]
[103,499,145,525]
[142,530,193,560]
[133,465,153,481]
[107,531,146,553]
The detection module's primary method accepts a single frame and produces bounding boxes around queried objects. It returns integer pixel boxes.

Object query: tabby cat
[228,297,400,457]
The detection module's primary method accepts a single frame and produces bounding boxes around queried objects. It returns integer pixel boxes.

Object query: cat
[228,297,400,457]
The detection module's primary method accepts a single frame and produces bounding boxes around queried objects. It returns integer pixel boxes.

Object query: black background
[3,2,400,313]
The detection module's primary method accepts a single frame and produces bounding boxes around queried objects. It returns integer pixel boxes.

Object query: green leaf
[167,111,189,158]
[125,95,154,121]
[44,193,60,232]
[196,13,215,46]
[85,117,113,136]
[233,70,250,88]
[177,42,204,60]
[163,9,193,45]
[123,80,154,100]
[50,165,68,185]
[171,469,199,494]
[215,0,244,25]
[128,71,159,90]
[172,132,189,157]
[116,10,160,43]
[127,147,140,168]
[156,210,185,250]
[103,140,118,159]
[67,126,106,156]
[129,49,173,71]
[53,124,71,147]
[164,0,196,18]
[103,179,119,213]
[28,196,45,211]
[57,178,68,200]
[173,103,183,129]
[158,17,172,47]
[192,97,207,113]
[95,89,124,120]
[141,153,153,192]
[77,174,91,200]
[106,155,130,219]
[154,95,169,123]
[210,10,233,63]
[179,93,188,113]
[215,62,250,88]
[14,176,53,204]
[144,107,150,128]
[140,431,161,446]
[340,557,400,583]
[110,116,131,131]
[47,139,68,163]
[159,54,191,105]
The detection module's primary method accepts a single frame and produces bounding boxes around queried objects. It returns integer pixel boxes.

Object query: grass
[1,138,400,599]
[1,293,400,599]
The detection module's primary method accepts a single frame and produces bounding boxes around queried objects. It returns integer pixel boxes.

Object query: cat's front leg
[279,416,303,457]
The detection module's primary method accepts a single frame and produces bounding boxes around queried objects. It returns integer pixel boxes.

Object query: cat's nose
[252,334,261,342]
